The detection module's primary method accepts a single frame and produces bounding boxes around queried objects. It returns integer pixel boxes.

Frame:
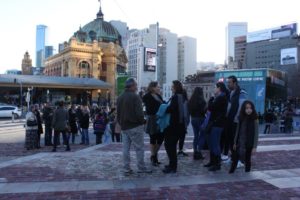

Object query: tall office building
[127,24,158,90]
[158,28,178,86]
[225,22,248,66]
[36,25,48,67]
[178,36,197,82]
[45,46,54,59]
[110,20,129,50]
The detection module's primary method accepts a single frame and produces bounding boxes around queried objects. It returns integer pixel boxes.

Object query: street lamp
[98,89,101,106]
[47,90,50,103]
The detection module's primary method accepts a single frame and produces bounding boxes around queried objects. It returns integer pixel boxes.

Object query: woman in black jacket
[204,82,228,171]
[143,81,165,166]
[188,87,206,160]
[68,104,78,144]
[163,80,188,174]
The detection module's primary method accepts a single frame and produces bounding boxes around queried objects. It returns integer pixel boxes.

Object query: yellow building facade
[44,5,127,104]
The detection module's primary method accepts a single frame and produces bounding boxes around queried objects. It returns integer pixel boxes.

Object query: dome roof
[73,6,122,45]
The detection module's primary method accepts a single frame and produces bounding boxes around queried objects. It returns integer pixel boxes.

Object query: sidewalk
[0,134,300,199]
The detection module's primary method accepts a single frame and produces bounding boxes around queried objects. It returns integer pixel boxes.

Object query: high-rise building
[110,20,129,50]
[178,36,197,82]
[225,22,248,66]
[127,24,158,90]
[22,51,33,75]
[36,25,48,67]
[158,28,178,86]
[45,46,54,59]
[233,35,247,69]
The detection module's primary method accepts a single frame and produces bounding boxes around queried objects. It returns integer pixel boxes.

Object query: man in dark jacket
[117,78,151,174]
[52,101,70,152]
[224,76,247,161]
[43,102,53,146]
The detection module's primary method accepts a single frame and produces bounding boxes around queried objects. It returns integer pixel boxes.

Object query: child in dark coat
[93,110,108,145]
[229,100,259,173]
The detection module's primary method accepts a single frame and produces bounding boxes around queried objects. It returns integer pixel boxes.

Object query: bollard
[12,112,15,123]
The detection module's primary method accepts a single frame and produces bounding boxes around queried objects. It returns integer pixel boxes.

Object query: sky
[0,0,299,73]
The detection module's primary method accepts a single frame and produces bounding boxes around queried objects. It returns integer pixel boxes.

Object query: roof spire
[97,0,104,20]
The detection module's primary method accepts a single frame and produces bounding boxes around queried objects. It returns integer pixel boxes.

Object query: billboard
[247,23,297,43]
[281,48,298,65]
[144,48,157,72]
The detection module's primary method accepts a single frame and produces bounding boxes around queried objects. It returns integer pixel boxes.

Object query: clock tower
[22,51,33,75]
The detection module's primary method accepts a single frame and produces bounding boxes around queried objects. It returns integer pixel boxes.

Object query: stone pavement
[0,133,300,199]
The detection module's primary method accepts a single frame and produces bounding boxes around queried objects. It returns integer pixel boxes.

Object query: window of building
[102,62,107,71]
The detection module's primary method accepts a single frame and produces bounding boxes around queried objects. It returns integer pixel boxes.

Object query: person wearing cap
[117,78,152,174]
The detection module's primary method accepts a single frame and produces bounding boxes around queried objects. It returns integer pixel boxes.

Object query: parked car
[0,106,22,118]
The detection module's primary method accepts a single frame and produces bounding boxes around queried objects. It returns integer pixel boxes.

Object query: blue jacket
[156,104,170,132]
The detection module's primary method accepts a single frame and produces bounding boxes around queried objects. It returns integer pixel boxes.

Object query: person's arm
[253,120,259,149]
[234,92,247,122]
[166,95,178,113]
[233,122,240,150]
[134,95,145,124]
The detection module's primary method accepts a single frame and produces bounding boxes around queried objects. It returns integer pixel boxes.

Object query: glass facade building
[36,25,48,67]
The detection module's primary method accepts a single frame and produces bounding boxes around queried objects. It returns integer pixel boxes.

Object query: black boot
[151,155,157,166]
[209,155,221,171]
[194,152,204,160]
[204,152,213,167]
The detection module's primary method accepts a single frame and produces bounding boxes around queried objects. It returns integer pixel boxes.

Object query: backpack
[94,115,106,132]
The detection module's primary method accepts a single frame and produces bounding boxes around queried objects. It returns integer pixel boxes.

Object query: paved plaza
[0,119,300,199]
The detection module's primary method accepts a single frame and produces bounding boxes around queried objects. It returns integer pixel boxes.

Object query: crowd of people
[24,101,121,151]
[116,76,259,174]
[24,75,269,175]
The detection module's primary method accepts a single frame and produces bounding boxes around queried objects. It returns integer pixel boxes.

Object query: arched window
[79,61,90,78]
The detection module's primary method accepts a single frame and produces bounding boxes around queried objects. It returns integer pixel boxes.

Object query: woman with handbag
[143,81,165,166]
[25,105,39,150]
[204,82,228,171]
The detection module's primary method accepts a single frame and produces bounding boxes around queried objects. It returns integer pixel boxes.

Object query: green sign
[117,76,128,96]
[215,69,265,82]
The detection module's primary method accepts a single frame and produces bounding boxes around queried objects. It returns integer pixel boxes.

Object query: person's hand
[233,144,236,151]
[252,148,257,153]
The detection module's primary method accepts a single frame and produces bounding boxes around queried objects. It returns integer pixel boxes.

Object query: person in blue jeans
[80,106,90,145]
[188,87,207,160]
[204,82,228,171]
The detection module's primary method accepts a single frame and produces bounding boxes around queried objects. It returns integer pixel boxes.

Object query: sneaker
[221,155,229,161]
[137,168,152,174]
[177,151,183,156]
[122,169,133,174]
[182,151,189,157]
[162,167,177,174]
[237,161,244,168]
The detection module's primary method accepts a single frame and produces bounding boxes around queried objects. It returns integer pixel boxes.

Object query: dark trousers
[264,124,271,134]
[231,147,253,172]
[37,133,41,148]
[112,132,121,143]
[178,133,186,151]
[69,132,76,144]
[95,131,104,145]
[53,130,69,150]
[44,125,53,146]
[208,127,223,156]
[224,121,237,156]
[164,133,180,170]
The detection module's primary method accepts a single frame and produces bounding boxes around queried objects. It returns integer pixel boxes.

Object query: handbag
[27,120,38,127]
[145,115,159,135]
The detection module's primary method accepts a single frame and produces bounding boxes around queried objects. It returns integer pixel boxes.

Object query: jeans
[208,127,223,156]
[69,132,76,144]
[264,123,271,134]
[191,117,205,152]
[82,129,89,145]
[53,130,69,150]
[122,126,146,171]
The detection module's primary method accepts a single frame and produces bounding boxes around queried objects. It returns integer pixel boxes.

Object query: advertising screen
[144,48,157,72]
[281,48,298,65]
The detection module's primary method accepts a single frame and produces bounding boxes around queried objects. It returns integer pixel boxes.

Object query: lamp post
[47,90,50,103]
[98,89,101,106]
